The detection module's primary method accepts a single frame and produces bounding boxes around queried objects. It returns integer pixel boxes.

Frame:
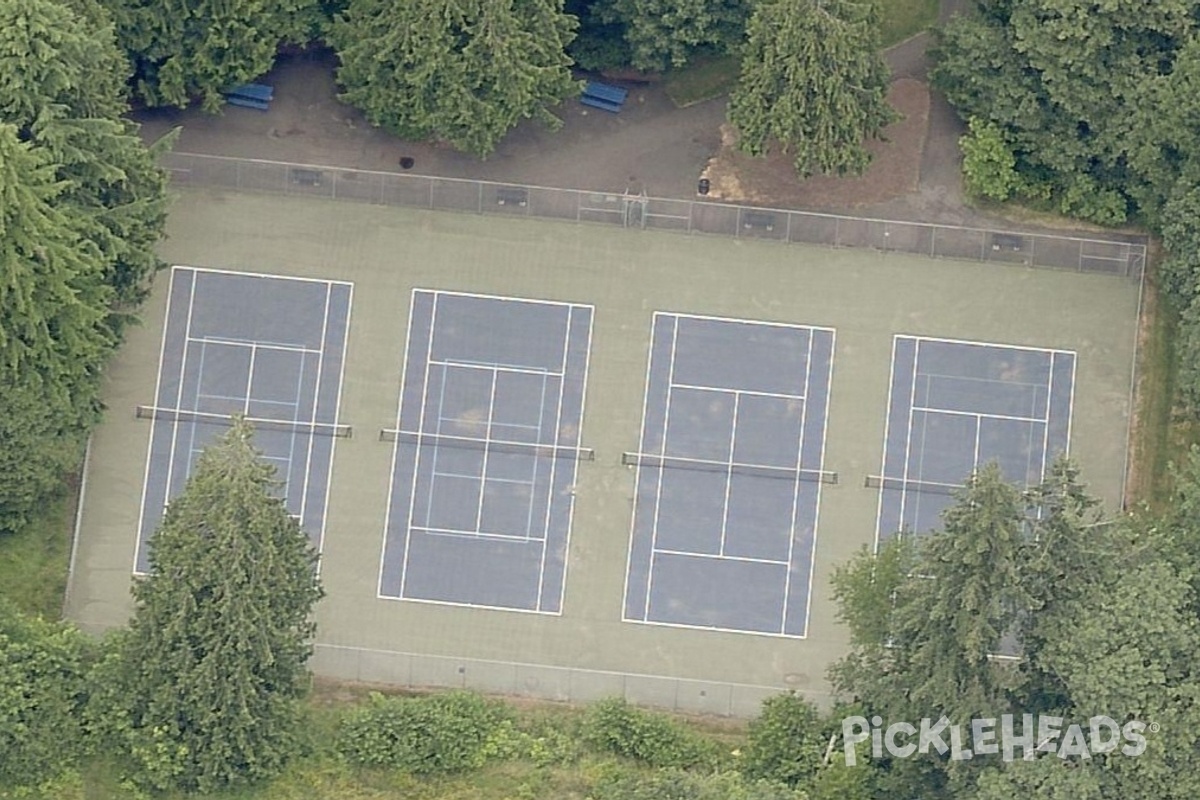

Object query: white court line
[378,288,421,598]
[412,525,543,543]
[1040,352,1055,482]
[159,278,199,534]
[555,303,595,615]
[668,310,836,334]
[198,392,298,409]
[671,382,806,402]
[399,292,441,600]
[474,369,501,532]
[914,406,1048,425]
[181,340,212,500]
[971,414,982,470]
[135,268,186,574]
[425,287,583,310]
[534,361,557,606]
[378,593,562,617]
[643,315,681,621]
[918,371,1046,390]
[898,341,922,535]
[626,617,796,639]
[536,303,574,607]
[242,344,258,416]
[283,348,308,522]
[782,327,816,635]
[801,328,837,638]
[323,281,354,570]
[872,336,902,553]
[434,471,532,486]
[183,264,352,289]
[188,335,322,355]
[717,392,740,557]
[899,333,1075,356]
[1064,353,1077,457]
[620,312,662,621]
[652,547,790,566]
[434,358,562,377]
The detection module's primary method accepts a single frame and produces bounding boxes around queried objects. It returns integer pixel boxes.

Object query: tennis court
[873,336,1076,540]
[135,266,352,573]
[623,314,835,637]
[379,290,593,613]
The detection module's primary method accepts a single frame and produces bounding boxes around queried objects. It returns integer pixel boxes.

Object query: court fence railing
[163,151,1149,280]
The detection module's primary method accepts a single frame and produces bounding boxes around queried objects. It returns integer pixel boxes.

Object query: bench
[289,168,322,187]
[226,83,274,102]
[743,211,776,231]
[496,186,528,207]
[581,81,628,113]
[990,232,1024,251]
[226,95,270,111]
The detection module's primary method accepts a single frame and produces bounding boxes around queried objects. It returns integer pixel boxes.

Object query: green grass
[0,477,78,618]
[878,0,940,47]
[663,54,740,108]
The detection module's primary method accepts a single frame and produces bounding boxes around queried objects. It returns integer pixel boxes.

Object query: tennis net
[381,429,595,461]
[621,452,838,484]
[135,405,352,437]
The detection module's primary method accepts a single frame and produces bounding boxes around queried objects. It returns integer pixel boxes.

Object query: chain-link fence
[165,152,1148,279]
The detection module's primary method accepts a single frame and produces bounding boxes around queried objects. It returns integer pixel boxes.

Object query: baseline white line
[434,358,561,377]
[652,548,790,566]
[412,525,543,543]
[667,310,836,334]
[621,614,792,639]
[399,292,440,600]
[426,287,583,310]
[912,406,1048,425]
[378,287,419,598]
[621,311,662,623]
[671,382,805,401]
[134,267,186,574]
[378,594,561,617]
[802,328,836,638]
[872,336,902,553]
[718,392,740,557]
[643,315,681,621]
[184,264,352,288]
[782,327,815,634]
[189,335,322,355]
[903,333,1075,356]
[556,303,594,614]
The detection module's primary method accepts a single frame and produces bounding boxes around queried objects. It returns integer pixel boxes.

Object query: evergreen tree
[103,0,321,110]
[728,0,896,177]
[101,420,323,793]
[331,0,579,157]
[595,0,750,70]
[0,125,116,533]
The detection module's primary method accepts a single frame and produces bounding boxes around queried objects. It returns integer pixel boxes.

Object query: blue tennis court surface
[623,314,835,637]
[380,290,593,613]
[136,267,352,573]
[875,336,1075,539]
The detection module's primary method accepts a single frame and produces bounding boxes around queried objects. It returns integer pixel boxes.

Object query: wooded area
[3,0,1200,797]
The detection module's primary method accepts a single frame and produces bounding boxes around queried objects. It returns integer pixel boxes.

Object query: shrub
[581,697,718,769]
[336,691,512,774]
[742,692,824,786]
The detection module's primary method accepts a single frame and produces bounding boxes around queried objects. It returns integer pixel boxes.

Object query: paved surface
[131,0,994,228]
